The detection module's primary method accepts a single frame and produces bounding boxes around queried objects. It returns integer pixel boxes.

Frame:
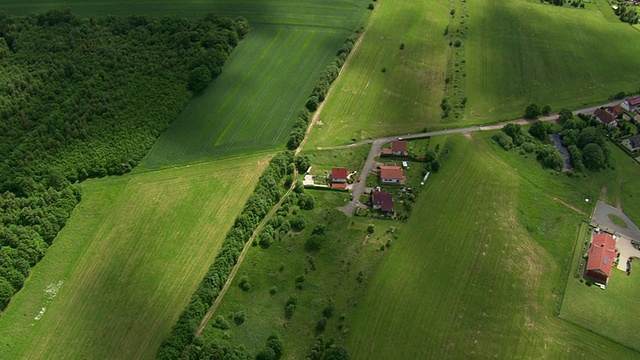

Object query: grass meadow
[198,189,390,357]
[344,134,640,358]
[0,154,269,359]
[467,0,640,122]
[306,0,450,147]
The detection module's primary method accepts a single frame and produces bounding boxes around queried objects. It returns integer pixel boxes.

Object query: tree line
[157,152,295,359]
[0,10,246,311]
[287,34,360,150]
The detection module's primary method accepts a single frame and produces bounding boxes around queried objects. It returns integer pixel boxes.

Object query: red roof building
[585,233,618,285]
[609,105,624,118]
[379,166,405,184]
[391,141,408,155]
[331,167,348,183]
[622,96,640,112]
[594,108,617,127]
[372,191,394,213]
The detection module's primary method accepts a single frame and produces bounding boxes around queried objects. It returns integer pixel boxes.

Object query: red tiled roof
[379,166,404,180]
[372,191,393,212]
[586,233,618,278]
[331,182,348,189]
[628,96,640,107]
[391,141,408,153]
[594,108,615,124]
[609,105,623,118]
[331,167,348,180]
[381,148,393,155]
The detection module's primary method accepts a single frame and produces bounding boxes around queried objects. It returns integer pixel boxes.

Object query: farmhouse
[622,134,640,151]
[331,167,348,189]
[585,233,618,286]
[593,108,618,128]
[621,95,640,112]
[371,191,394,213]
[379,166,405,184]
[391,141,408,155]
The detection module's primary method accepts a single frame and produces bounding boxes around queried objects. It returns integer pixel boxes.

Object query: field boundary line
[194,169,297,337]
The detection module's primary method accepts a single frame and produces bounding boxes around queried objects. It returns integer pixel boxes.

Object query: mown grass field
[345,135,640,358]
[306,0,450,147]
[0,154,269,359]
[560,222,640,352]
[467,0,640,122]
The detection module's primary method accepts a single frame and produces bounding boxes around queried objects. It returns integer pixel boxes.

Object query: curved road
[337,100,626,216]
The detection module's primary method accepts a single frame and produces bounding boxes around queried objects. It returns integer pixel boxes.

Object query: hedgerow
[156,151,294,359]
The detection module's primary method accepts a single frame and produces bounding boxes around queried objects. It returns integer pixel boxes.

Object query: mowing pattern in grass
[345,135,639,358]
[467,0,640,121]
[306,0,449,147]
[0,155,269,360]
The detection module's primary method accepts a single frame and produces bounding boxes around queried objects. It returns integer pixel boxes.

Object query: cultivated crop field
[344,135,638,358]
[0,155,269,359]
[306,0,450,147]
[466,0,640,121]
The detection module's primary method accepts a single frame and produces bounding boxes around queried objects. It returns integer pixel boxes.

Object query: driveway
[615,235,640,271]
[591,201,640,241]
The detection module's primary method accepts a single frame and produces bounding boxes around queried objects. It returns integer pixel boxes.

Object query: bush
[305,234,325,252]
[233,311,245,325]
[368,3,374,10]
[298,193,315,210]
[323,298,335,318]
[239,276,251,291]
[492,132,513,150]
[290,215,307,231]
[212,315,230,330]
[316,317,328,331]
[270,286,278,295]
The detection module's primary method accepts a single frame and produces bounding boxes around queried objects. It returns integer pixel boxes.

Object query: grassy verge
[0,154,269,359]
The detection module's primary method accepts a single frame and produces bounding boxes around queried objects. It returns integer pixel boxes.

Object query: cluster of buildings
[593,95,640,130]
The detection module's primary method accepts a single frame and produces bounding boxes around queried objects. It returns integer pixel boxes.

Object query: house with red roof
[372,191,394,213]
[585,233,619,286]
[331,167,348,189]
[391,141,408,156]
[379,166,405,185]
[622,96,640,112]
[594,108,618,128]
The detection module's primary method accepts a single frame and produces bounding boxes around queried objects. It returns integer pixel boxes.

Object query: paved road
[335,98,631,217]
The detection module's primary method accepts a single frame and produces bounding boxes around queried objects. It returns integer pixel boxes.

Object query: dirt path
[195,169,297,336]
[548,196,588,217]
[296,31,367,155]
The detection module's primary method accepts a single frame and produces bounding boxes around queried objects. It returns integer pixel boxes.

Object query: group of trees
[558,111,612,171]
[543,0,584,8]
[287,34,360,149]
[0,10,246,312]
[157,152,295,359]
[614,1,639,24]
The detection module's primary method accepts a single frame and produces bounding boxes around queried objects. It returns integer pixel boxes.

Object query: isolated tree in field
[298,193,315,210]
[582,143,606,169]
[306,234,325,252]
[542,105,551,116]
[188,65,212,93]
[524,103,541,119]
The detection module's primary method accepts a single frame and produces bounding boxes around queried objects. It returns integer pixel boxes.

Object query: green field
[467,0,640,121]
[0,155,269,359]
[345,135,639,358]
[306,0,450,147]
[560,222,640,352]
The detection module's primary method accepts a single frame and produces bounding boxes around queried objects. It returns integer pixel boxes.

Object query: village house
[621,95,640,112]
[391,140,408,156]
[585,233,619,286]
[593,108,618,128]
[622,134,640,152]
[331,167,348,189]
[371,191,394,213]
[379,165,405,184]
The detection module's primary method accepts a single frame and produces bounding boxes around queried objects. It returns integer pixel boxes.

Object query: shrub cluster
[287,34,360,149]
[156,152,294,359]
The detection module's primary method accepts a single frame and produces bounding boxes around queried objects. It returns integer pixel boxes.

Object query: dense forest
[0,9,248,310]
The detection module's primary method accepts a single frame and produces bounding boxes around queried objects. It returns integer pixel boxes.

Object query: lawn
[301,145,370,177]
[306,0,450,147]
[467,0,640,122]
[0,154,269,359]
[560,224,640,351]
[345,135,639,358]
